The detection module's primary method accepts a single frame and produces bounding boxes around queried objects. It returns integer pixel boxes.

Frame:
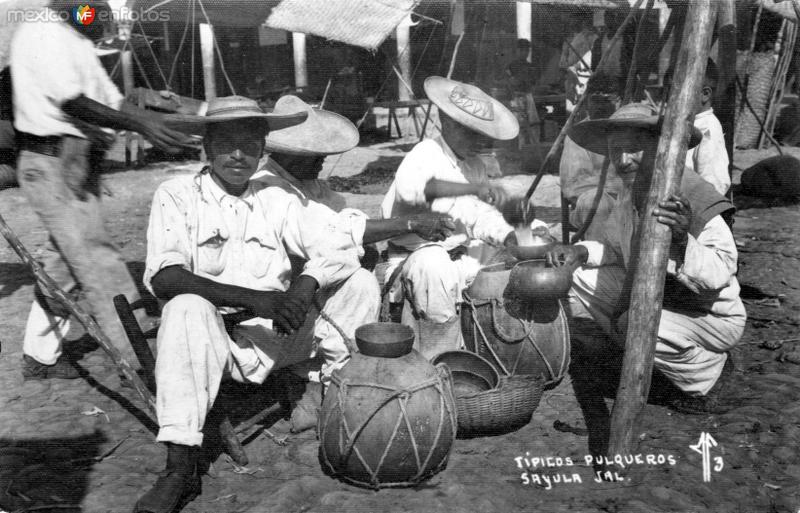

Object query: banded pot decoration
[461,260,570,386]
[318,322,457,489]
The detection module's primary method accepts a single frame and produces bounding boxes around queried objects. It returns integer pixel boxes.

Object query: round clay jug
[507,259,573,300]
[318,322,457,489]
[461,262,570,386]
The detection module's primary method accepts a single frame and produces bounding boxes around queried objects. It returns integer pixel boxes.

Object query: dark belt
[16,132,65,158]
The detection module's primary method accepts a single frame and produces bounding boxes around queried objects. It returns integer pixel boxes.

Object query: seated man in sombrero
[549,102,746,414]
[381,76,540,359]
[134,96,381,513]
[252,95,457,432]
[255,95,456,247]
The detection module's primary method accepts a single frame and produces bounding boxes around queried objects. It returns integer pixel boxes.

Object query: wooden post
[292,32,308,92]
[199,23,216,100]
[714,0,736,167]
[396,15,413,102]
[121,50,137,166]
[607,0,717,456]
[516,1,532,44]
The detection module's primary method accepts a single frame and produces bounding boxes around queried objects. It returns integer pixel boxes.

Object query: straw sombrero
[163,95,307,135]
[424,76,519,140]
[263,95,359,156]
[568,102,702,156]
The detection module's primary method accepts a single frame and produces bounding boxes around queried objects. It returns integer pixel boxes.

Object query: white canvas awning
[132,0,423,49]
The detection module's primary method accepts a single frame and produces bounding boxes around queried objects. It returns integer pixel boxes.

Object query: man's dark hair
[517,39,531,50]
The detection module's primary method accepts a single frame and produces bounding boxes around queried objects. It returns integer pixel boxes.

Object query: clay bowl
[450,371,494,396]
[355,322,415,358]
[508,242,556,261]
[432,351,500,396]
[507,259,573,301]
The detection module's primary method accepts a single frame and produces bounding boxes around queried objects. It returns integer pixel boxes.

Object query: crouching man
[134,96,380,513]
[551,103,746,415]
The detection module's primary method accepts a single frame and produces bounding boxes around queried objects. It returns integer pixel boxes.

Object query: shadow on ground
[0,262,35,300]
[0,431,107,512]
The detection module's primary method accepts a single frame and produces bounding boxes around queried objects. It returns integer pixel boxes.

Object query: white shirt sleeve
[689,112,730,196]
[672,215,737,293]
[432,195,513,246]
[576,240,620,267]
[278,194,362,289]
[144,185,194,294]
[392,140,449,206]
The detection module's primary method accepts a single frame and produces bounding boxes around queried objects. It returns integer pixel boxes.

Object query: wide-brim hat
[163,95,307,135]
[263,95,359,156]
[568,102,702,156]
[424,76,519,140]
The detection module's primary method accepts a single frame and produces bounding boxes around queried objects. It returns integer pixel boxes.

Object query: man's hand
[407,213,456,242]
[653,193,692,246]
[476,184,509,207]
[545,243,589,269]
[136,118,196,155]
[247,276,318,337]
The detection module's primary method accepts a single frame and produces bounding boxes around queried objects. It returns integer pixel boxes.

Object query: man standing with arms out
[12,0,193,380]
[134,95,379,512]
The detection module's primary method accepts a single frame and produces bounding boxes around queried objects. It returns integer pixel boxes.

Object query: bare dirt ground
[0,142,799,513]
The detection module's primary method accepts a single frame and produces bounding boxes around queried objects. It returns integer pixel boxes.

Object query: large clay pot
[318,322,457,489]
[461,262,570,386]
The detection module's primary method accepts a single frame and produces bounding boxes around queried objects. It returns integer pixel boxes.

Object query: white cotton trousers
[154,268,379,447]
[384,244,484,323]
[570,265,745,396]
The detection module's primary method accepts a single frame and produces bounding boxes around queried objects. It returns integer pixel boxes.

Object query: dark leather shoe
[134,443,201,513]
[670,353,734,415]
[132,470,200,513]
[22,354,79,380]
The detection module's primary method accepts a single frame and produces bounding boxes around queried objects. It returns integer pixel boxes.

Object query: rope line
[136,20,170,90]
[168,6,192,88]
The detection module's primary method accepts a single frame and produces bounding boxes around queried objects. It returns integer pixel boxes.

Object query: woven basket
[735,51,778,149]
[452,373,544,439]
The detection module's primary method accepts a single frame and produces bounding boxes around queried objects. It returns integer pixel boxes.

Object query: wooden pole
[714,0,736,172]
[121,50,138,166]
[607,0,717,456]
[292,32,308,92]
[0,213,156,415]
[516,1,531,42]
[199,22,216,100]
[397,14,413,102]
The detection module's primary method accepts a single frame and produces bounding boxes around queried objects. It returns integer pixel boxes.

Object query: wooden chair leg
[113,294,249,466]
[113,295,156,391]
